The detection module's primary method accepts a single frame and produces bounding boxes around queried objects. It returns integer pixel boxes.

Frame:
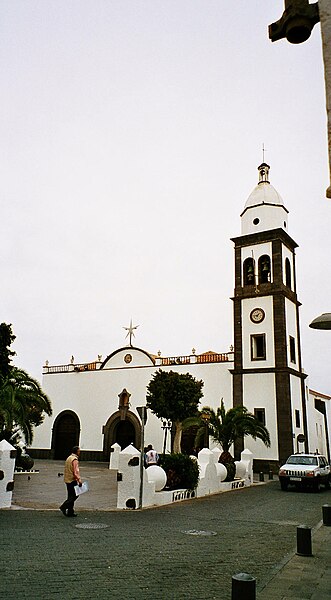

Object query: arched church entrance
[115,420,135,449]
[103,411,141,461]
[52,411,80,460]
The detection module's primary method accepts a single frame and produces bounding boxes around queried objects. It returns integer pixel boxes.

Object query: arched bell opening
[258,254,271,284]
[285,257,292,289]
[243,257,255,286]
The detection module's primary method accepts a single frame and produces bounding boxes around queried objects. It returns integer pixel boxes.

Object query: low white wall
[117,444,157,509]
[0,440,16,509]
[116,445,253,509]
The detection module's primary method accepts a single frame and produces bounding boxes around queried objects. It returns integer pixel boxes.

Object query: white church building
[30,164,331,471]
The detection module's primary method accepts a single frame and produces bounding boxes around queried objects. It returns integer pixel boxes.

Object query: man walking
[59,445,82,517]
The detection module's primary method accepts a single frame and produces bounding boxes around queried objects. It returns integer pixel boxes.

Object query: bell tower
[231,163,307,469]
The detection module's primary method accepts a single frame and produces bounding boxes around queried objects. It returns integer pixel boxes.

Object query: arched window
[258,255,271,284]
[285,258,292,288]
[243,257,255,286]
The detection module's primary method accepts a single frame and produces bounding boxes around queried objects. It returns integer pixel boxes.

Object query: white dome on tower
[241,163,288,235]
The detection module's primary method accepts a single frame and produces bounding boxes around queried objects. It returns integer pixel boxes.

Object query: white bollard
[240,449,253,485]
[109,443,121,470]
[0,440,16,508]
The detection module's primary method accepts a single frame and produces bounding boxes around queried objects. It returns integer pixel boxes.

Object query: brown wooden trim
[273,294,287,369]
[229,367,307,378]
[233,299,242,370]
[275,371,294,465]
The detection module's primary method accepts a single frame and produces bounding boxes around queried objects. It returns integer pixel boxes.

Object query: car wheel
[324,478,330,490]
[314,479,321,492]
[280,480,288,491]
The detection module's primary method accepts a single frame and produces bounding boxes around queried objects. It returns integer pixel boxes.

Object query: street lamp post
[161,420,172,457]
[201,411,210,449]
[137,406,147,510]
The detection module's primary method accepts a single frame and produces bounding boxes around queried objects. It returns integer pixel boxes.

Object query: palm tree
[0,368,52,445]
[184,399,270,463]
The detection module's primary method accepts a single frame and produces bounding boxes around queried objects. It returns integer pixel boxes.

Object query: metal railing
[43,352,233,374]
[160,352,231,366]
[44,362,97,374]
[197,353,229,363]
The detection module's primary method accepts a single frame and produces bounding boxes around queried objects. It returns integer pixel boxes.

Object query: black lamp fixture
[269,0,320,45]
[161,420,172,456]
[309,313,331,330]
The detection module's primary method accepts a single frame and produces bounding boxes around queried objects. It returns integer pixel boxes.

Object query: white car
[278,453,330,492]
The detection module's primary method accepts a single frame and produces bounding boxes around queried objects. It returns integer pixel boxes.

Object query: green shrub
[15,448,34,471]
[159,453,200,491]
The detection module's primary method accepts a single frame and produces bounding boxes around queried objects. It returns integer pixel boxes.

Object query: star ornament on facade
[123,319,139,346]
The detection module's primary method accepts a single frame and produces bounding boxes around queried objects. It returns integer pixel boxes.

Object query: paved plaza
[0,460,330,599]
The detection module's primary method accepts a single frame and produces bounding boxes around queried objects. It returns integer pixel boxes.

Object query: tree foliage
[159,453,200,491]
[146,369,204,452]
[0,323,52,445]
[0,323,16,377]
[0,368,52,445]
[185,399,271,461]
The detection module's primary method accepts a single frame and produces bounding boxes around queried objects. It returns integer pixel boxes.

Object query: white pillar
[240,448,253,485]
[109,443,121,470]
[0,440,16,509]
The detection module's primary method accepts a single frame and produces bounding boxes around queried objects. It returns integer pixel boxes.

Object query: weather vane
[123,319,139,346]
[262,143,267,163]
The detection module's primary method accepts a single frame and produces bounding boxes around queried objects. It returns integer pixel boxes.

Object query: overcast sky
[1,1,330,395]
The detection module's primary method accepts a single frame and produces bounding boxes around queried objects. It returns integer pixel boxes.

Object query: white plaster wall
[308,407,326,456]
[242,296,275,369]
[241,204,288,235]
[242,372,279,460]
[241,241,272,258]
[32,352,233,455]
[159,361,233,411]
[32,412,54,448]
[326,397,331,458]
[102,347,154,369]
[306,388,330,456]
[34,365,158,451]
[306,386,318,455]
[290,375,305,451]
[285,298,300,372]
[315,413,326,456]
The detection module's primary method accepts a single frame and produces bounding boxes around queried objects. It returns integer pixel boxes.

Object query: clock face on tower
[250,308,265,323]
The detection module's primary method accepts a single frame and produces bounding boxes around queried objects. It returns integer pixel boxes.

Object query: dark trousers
[60,481,78,515]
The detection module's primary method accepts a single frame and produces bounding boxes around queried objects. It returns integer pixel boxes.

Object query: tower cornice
[231,227,298,250]
[230,288,301,305]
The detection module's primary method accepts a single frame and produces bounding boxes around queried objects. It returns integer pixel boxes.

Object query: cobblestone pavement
[12,460,118,510]
[1,461,330,599]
